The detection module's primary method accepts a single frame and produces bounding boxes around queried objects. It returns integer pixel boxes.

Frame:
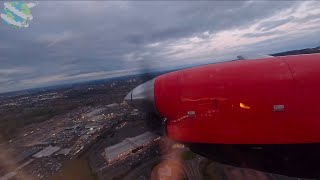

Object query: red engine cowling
[124,53,320,178]
[126,54,320,144]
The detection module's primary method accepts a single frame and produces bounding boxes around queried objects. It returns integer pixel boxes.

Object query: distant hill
[0,71,170,98]
[271,46,320,56]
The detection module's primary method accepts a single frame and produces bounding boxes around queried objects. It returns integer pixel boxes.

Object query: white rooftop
[106,103,119,108]
[56,148,72,155]
[105,141,135,155]
[33,146,61,158]
[127,131,157,147]
[104,131,160,163]
[84,108,105,117]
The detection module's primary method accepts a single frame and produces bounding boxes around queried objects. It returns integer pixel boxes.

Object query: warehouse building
[84,108,105,118]
[33,146,61,158]
[106,103,119,108]
[56,148,72,155]
[126,131,157,148]
[104,140,135,164]
[104,131,159,164]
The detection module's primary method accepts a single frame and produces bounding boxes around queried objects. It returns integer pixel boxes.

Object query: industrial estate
[0,76,165,180]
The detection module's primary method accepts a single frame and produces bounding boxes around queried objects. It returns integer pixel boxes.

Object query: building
[64,124,81,130]
[85,124,103,130]
[86,129,97,135]
[127,131,158,147]
[84,108,105,118]
[104,141,135,164]
[104,131,160,164]
[120,102,127,106]
[130,109,140,116]
[56,148,72,155]
[106,103,119,108]
[33,146,61,158]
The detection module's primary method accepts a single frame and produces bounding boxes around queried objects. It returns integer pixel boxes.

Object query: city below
[0,59,318,180]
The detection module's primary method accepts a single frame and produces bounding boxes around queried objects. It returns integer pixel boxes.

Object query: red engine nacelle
[125,54,320,144]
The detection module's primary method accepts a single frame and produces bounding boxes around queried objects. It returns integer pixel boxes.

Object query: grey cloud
[257,17,295,31]
[294,13,320,24]
[238,29,320,55]
[243,30,284,38]
[0,1,319,93]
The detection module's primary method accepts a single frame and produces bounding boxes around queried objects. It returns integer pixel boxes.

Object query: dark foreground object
[190,143,320,179]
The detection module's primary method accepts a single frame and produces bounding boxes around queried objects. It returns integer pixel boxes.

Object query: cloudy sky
[0,1,320,93]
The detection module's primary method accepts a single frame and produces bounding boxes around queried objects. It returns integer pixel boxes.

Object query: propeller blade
[124,79,158,113]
